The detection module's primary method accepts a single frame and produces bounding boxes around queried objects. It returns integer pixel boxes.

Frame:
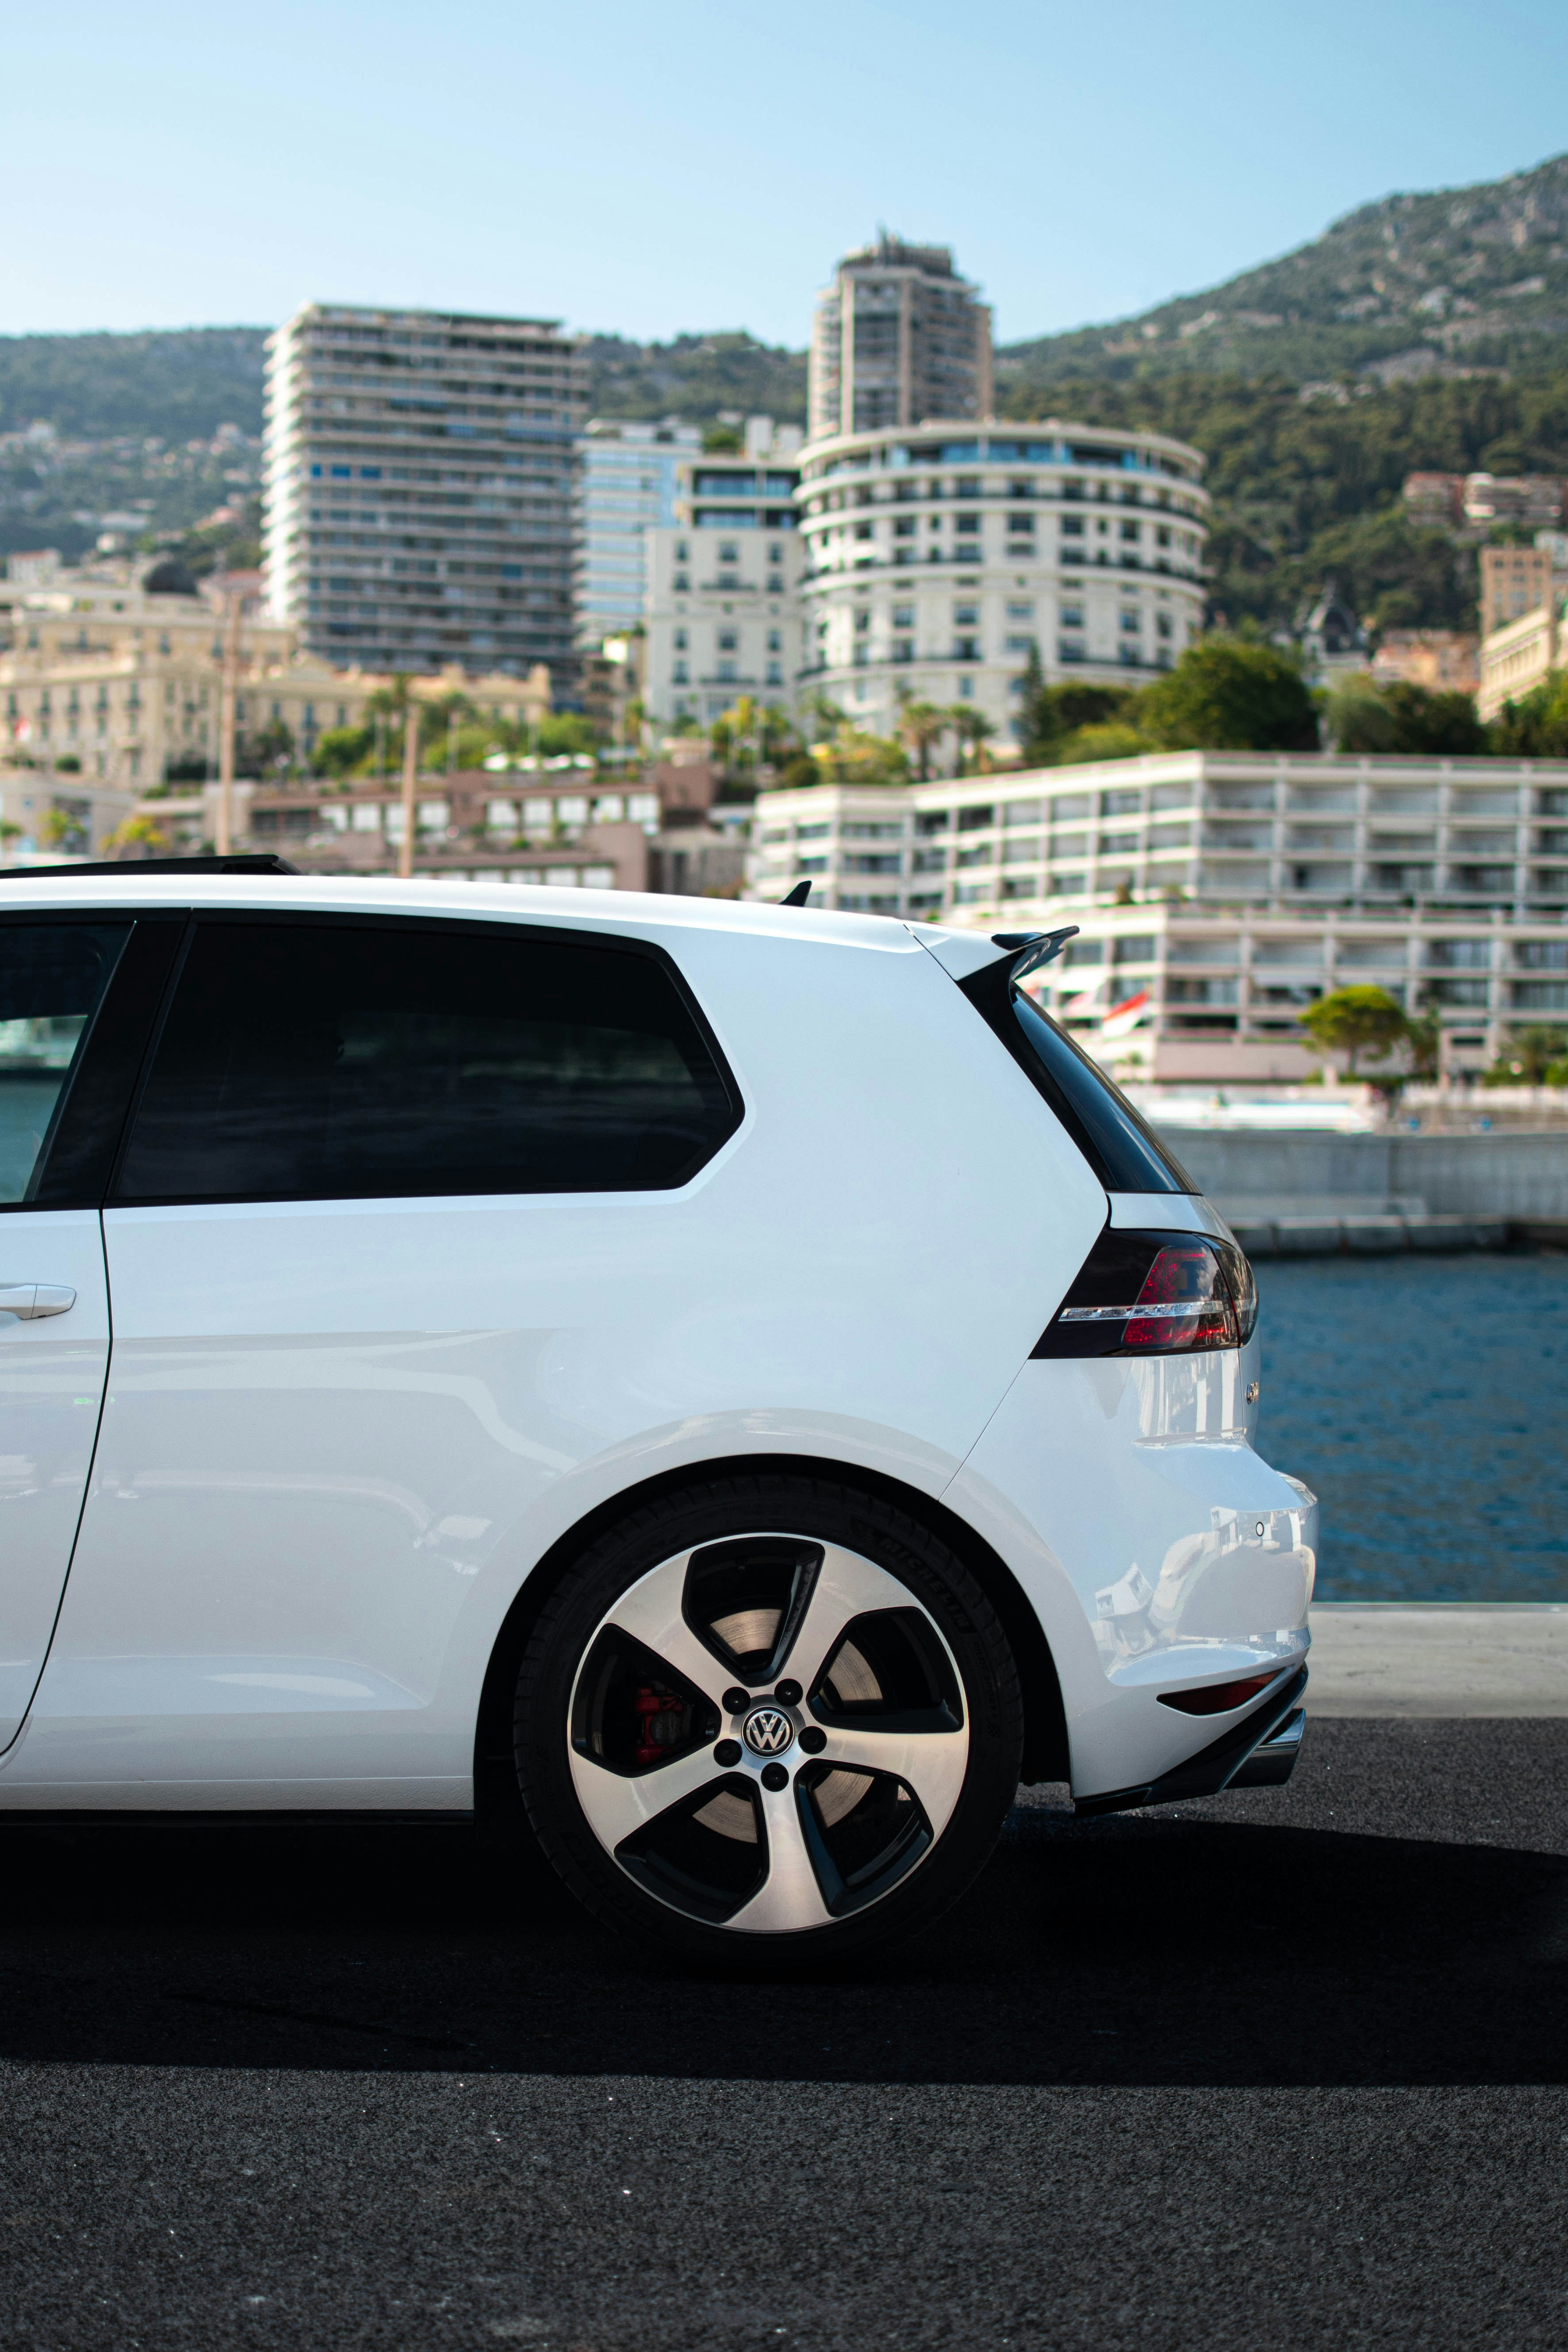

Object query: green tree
[105,814,173,859]
[1483,1026,1568,1086]
[242,717,294,776]
[776,752,820,790]
[1490,669,1568,759]
[1326,674,1487,755]
[817,729,909,786]
[314,723,374,778]
[1054,721,1154,765]
[1139,639,1319,752]
[1020,678,1139,764]
[1297,985,1410,1076]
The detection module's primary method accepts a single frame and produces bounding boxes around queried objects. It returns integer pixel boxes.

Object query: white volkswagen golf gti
[0,861,1315,1961]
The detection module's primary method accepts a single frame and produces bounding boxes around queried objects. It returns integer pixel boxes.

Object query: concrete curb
[1307,1603,1568,1715]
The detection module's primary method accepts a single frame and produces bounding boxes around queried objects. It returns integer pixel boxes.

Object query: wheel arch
[472,1450,1069,1819]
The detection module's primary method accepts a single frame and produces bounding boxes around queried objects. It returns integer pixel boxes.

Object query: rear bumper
[1073,1668,1308,1819]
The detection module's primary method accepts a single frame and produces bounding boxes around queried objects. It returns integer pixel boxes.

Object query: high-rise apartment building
[263,303,589,685]
[574,418,700,649]
[809,238,993,441]
[795,419,1208,740]
[642,419,805,725]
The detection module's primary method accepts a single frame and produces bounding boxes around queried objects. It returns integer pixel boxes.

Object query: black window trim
[0,907,186,1217]
[102,906,746,1212]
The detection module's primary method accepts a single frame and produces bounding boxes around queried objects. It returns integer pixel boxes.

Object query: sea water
[1256,1252,1568,1602]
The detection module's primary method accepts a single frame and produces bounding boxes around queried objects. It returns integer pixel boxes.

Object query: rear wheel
[514,1474,1024,1964]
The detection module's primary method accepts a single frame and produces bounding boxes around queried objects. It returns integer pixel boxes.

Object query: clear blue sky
[4,0,1565,350]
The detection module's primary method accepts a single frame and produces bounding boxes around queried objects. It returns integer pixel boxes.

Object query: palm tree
[949,705,995,777]
[899,700,946,781]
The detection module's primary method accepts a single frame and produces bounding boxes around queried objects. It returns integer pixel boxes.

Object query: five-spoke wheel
[515,1478,1023,1962]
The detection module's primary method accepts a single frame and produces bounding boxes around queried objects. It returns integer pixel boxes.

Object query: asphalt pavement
[2,1719,1567,2351]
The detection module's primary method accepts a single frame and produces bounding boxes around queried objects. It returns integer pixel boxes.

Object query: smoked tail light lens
[1032,1227,1259,1359]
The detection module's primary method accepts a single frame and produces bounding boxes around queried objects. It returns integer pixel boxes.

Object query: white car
[0,861,1314,1962]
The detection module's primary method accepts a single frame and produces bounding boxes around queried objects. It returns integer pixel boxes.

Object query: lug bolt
[760,1762,790,1792]
[798,1727,826,1755]
[773,1679,803,1706]
[722,1688,750,1713]
[713,1739,742,1768]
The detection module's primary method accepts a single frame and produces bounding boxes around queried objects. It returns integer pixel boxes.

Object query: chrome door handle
[0,1285,76,1319]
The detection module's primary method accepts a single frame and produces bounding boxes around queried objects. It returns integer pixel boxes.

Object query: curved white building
[795,420,1210,743]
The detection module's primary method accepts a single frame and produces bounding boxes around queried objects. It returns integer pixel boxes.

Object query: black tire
[514,1471,1024,1967]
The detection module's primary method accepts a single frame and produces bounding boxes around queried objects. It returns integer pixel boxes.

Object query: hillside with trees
[998,150,1568,395]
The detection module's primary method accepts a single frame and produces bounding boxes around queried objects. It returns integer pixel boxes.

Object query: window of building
[1120,609,1142,632]
[1426,939,1492,968]
[767,629,781,652]
[717,630,738,652]
[114,921,740,1203]
[953,604,979,625]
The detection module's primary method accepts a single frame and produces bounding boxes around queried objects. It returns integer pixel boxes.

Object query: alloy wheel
[566,1531,970,1933]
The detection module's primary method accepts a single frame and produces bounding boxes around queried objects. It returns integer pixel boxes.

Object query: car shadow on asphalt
[0,1778,1562,2087]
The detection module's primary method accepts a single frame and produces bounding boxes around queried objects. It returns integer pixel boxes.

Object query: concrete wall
[1161,1127,1568,1219]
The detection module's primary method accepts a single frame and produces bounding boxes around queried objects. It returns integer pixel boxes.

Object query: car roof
[0,873,944,958]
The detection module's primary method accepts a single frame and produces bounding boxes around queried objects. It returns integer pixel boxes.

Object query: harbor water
[1256,1252,1568,1602]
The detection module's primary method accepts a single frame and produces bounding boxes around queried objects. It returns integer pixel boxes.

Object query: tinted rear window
[1012,991,1194,1193]
[958,954,1194,1194]
[115,918,740,1203]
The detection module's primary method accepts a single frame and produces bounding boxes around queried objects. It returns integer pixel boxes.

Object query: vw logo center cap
[742,1704,795,1758]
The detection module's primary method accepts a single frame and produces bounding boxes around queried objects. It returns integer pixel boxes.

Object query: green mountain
[997,151,1568,395]
[582,331,805,424]
[0,328,269,441]
[0,325,805,445]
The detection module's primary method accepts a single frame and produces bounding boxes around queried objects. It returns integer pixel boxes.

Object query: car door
[25,909,742,1800]
[0,912,184,1749]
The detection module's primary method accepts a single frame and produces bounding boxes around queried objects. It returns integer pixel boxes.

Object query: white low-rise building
[745,749,1568,1081]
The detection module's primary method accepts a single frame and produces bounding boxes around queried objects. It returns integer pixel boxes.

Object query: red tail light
[1033,1228,1258,1359]
[1158,1673,1281,1716]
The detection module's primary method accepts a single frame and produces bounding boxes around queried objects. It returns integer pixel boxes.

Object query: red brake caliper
[632,1685,685,1767]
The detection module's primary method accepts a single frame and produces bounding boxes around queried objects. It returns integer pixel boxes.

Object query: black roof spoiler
[990,924,1079,983]
[0,853,301,881]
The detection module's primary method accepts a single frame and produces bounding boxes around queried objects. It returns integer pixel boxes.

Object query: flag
[1099,989,1150,1041]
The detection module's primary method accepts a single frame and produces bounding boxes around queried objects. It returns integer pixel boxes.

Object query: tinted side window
[0,922,130,1202]
[115,920,740,1203]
